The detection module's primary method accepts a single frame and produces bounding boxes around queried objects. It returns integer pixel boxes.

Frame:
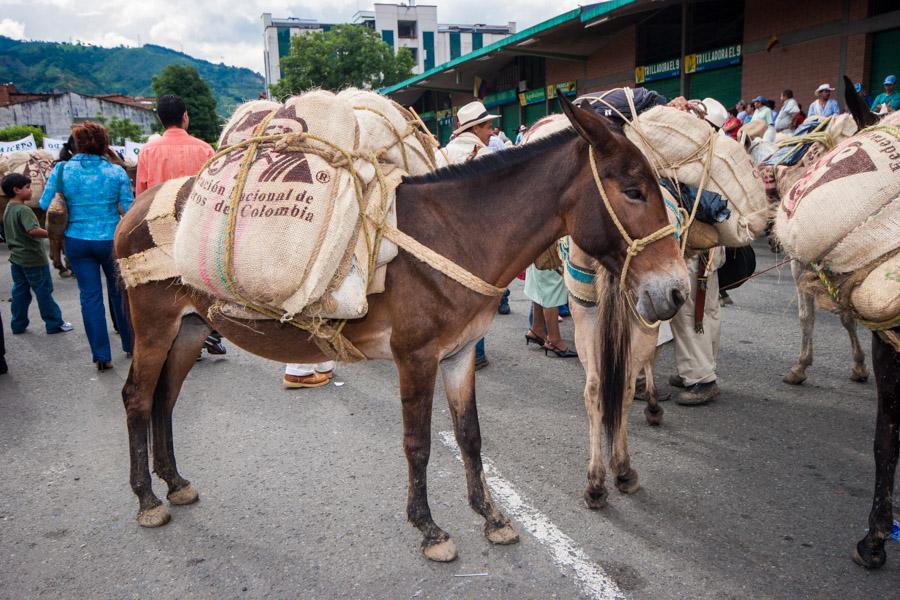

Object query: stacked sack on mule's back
[172,89,436,322]
[524,88,767,251]
[774,112,900,328]
[752,115,858,202]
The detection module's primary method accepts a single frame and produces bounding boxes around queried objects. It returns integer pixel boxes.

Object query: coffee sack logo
[256,150,313,184]
[784,140,877,216]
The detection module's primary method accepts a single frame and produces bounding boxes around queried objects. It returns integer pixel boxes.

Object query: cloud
[0,18,26,39]
[2,1,583,74]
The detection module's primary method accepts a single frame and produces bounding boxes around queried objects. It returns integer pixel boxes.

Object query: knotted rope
[588,145,676,329]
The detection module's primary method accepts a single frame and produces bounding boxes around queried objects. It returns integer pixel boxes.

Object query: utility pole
[679,0,688,98]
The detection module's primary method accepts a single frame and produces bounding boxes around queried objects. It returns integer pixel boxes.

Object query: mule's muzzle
[635,272,690,323]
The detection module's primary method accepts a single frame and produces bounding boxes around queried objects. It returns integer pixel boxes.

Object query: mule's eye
[624,188,645,202]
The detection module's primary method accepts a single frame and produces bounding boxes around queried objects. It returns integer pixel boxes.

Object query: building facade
[261,3,515,90]
[382,0,900,147]
[0,84,157,138]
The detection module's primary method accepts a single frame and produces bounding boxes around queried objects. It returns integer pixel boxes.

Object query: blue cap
[884,75,897,86]
[854,82,863,93]
[752,95,766,103]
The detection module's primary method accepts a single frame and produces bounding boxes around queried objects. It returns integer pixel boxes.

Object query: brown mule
[115,94,689,561]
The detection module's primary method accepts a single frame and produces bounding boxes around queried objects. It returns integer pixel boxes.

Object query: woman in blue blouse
[40,122,134,370]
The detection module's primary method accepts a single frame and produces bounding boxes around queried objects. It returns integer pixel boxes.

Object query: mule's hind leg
[152,314,210,506]
[854,332,900,569]
[785,262,814,385]
[840,311,869,382]
[122,309,184,527]
[441,346,518,547]
[395,350,457,562]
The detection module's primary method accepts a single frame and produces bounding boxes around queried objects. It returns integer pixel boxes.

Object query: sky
[0,0,584,75]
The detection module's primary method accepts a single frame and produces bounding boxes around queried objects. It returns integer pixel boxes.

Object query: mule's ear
[558,91,615,150]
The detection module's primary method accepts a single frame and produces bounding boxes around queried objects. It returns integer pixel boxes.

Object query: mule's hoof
[853,539,886,569]
[782,368,807,385]
[849,367,869,383]
[644,406,663,426]
[137,504,170,528]
[422,538,458,562]
[485,522,519,545]
[616,470,641,494]
[583,486,607,510]
[167,483,199,505]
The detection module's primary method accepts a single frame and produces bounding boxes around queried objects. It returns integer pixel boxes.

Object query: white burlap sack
[625,106,767,246]
[6,150,54,209]
[174,90,367,318]
[851,254,900,323]
[774,126,900,273]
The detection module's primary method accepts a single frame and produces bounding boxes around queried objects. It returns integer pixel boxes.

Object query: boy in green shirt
[2,173,72,335]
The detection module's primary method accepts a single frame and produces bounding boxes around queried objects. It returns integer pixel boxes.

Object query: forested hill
[0,37,265,116]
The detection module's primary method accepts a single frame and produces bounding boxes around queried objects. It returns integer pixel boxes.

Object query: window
[398,20,416,39]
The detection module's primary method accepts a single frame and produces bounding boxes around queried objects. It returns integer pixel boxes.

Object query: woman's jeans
[65,237,132,362]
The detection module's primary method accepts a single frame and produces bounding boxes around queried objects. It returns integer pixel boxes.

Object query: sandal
[543,342,578,358]
[525,330,545,347]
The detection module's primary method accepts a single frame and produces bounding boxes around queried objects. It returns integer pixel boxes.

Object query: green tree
[93,113,144,145]
[270,25,415,98]
[0,125,44,146]
[151,64,221,143]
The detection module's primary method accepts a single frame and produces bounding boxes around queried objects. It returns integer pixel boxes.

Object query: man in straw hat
[443,101,501,368]
[807,83,840,119]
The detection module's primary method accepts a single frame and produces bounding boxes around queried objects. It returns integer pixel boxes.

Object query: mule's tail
[595,269,632,444]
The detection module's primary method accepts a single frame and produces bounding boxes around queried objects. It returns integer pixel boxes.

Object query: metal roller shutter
[689,66,742,107]
[641,77,681,102]
[501,103,520,141]
[523,102,547,126]
[869,28,900,96]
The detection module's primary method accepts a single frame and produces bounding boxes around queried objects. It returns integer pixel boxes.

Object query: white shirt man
[774,90,800,135]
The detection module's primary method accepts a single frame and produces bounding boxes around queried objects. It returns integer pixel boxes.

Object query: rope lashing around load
[810,256,900,334]
[588,145,676,330]
[198,103,505,360]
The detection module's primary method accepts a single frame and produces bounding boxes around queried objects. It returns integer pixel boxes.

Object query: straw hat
[453,101,500,135]
[700,97,728,128]
[815,83,835,94]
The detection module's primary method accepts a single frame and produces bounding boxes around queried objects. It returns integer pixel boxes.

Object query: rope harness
[194,102,504,361]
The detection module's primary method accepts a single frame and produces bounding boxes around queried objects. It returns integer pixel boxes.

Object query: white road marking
[438,431,626,600]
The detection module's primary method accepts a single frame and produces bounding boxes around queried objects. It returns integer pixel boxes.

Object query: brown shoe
[283,372,331,389]
[675,381,719,406]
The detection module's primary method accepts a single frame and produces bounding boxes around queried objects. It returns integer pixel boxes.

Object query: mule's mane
[403,128,579,185]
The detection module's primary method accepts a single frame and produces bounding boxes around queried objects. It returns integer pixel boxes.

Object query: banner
[110,145,126,160]
[42,137,67,159]
[124,140,144,162]
[0,134,37,155]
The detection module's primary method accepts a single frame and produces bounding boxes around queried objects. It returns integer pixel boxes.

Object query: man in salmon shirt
[137,94,226,356]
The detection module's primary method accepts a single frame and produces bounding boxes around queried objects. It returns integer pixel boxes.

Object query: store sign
[483,88,518,108]
[684,44,742,74]
[518,88,546,107]
[634,58,680,84]
[546,81,577,99]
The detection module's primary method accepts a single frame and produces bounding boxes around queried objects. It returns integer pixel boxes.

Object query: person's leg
[9,263,33,334]
[530,302,547,337]
[0,308,7,374]
[543,306,563,345]
[98,240,132,353]
[23,265,65,332]
[66,237,112,363]
[474,338,487,369]
[497,289,510,315]
[671,259,719,405]
[315,361,335,375]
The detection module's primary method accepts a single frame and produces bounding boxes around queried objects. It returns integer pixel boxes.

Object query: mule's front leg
[572,302,608,508]
[441,347,518,546]
[854,332,900,569]
[396,352,457,562]
[610,381,640,494]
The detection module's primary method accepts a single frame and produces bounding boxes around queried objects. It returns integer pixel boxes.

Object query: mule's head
[558,93,688,322]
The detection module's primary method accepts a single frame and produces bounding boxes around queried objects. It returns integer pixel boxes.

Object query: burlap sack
[774,127,900,273]
[852,253,900,323]
[625,106,768,246]
[174,90,366,318]
[5,150,54,209]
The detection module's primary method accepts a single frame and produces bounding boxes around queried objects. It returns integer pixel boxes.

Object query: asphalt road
[1,240,898,599]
